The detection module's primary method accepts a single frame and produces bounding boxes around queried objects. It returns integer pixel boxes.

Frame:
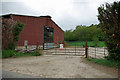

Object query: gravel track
[2,55,118,78]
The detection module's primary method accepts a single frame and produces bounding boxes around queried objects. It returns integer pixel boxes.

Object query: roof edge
[2,14,52,18]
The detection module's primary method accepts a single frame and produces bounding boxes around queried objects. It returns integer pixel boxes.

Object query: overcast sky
[1,0,119,31]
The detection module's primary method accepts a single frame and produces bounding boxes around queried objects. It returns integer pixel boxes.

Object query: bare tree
[2,18,17,50]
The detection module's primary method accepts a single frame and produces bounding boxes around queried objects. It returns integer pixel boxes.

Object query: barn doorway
[43,26,54,49]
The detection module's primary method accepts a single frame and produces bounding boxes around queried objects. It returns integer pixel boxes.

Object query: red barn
[2,14,64,49]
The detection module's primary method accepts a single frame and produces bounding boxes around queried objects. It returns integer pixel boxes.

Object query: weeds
[87,58,119,68]
[2,50,42,58]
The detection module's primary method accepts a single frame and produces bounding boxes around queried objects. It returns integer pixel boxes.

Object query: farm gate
[42,41,108,58]
[42,41,88,57]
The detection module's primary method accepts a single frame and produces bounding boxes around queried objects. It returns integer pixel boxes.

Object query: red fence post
[85,41,88,58]
[43,43,44,50]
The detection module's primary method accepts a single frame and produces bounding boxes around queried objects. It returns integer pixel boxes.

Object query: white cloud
[1,0,119,31]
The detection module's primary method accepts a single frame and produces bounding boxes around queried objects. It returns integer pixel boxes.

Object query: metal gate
[43,43,54,50]
[51,47,85,56]
[42,41,88,57]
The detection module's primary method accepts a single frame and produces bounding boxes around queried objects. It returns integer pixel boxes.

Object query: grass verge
[87,58,120,68]
[2,50,42,58]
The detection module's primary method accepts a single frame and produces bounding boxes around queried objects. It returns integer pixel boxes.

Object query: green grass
[87,58,119,67]
[2,50,15,58]
[67,41,106,47]
[2,50,42,58]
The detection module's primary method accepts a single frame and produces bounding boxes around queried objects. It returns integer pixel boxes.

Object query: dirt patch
[82,58,118,76]
[2,55,118,78]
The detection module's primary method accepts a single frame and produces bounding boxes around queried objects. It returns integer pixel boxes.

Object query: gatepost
[85,41,88,58]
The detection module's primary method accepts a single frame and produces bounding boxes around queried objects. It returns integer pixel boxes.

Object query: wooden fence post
[85,41,88,58]
[65,46,66,54]
[75,43,76,55]
[104,47,105,56]
[95,47,96,58]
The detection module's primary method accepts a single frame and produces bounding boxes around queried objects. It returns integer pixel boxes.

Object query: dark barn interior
[44,26,54,43]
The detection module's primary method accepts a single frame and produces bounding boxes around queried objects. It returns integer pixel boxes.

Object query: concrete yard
[2,55,118,78]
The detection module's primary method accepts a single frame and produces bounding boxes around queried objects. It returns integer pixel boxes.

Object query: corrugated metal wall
[12,15,64,46]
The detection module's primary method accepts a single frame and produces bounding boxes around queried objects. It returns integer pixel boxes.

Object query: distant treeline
[64,24,104,41]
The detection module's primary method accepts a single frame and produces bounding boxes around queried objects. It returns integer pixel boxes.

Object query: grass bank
[2,50,42,58]
[87,58,119,68]
[67,41,106,47]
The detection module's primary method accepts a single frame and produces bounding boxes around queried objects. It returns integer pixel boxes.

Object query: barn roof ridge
[2,13,52,18]
[2,13,64,32]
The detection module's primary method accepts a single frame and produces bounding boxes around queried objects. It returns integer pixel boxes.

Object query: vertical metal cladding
[11,14,64,46]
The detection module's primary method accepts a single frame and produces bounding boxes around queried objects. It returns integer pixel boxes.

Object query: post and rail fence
[16,41,108,59]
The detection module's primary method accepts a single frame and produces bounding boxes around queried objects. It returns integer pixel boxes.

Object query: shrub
[93,37,99,47]
[98,1,120,61]
[2,50,15,58]
[32,50,42,56]
[2,50,42,58]
[106,53,120,61]
[2,18,24,50]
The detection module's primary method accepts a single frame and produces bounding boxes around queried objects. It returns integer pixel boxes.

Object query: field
[66,41,106,47]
